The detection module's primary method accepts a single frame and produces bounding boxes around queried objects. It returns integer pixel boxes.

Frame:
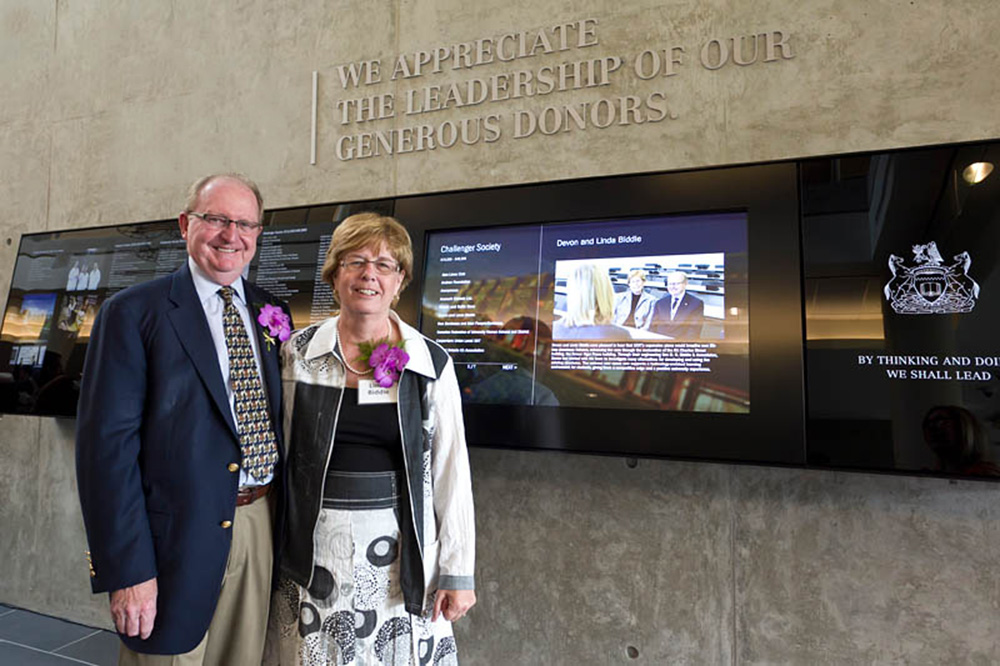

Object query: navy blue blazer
[75,262,287,655]
[651,292,704,339]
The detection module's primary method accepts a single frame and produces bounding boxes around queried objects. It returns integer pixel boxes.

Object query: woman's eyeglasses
[340,257,400,275]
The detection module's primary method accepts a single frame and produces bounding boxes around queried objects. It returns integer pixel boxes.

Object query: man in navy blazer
[651,271,704,339]
[76,174,289,663]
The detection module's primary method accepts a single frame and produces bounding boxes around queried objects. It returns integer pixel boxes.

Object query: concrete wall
[1,0,999,662]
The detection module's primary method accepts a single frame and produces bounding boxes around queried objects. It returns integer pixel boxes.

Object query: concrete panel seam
[52,0,58,54]
[45,130,53,232]
[729,465,737,666]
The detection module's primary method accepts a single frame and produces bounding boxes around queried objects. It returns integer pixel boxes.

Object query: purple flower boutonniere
[358,339,409,388]
[256,303,291,351]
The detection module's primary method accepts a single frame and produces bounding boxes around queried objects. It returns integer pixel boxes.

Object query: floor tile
[0,640,93,665]
[54,630,119,666]
[0,610,94,651]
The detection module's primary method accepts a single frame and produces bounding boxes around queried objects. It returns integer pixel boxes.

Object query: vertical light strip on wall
[310,71,318,165]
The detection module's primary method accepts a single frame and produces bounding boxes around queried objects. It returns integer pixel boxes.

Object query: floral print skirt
[275,471,459,666]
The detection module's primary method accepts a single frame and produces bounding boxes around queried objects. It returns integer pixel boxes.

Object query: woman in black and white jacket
[276,213,475,665]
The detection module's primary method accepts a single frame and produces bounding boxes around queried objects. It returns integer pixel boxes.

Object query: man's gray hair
[184,173,264,221]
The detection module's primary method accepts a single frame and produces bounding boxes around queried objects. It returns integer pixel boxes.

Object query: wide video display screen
[0,210,366,417]
[802,140,1000,480]
[420,212,749,413]
[0,221,179,416]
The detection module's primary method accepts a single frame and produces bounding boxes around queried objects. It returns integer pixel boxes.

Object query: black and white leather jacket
[279,312,475,614]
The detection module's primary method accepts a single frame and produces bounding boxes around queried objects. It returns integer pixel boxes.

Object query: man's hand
[109,577,158,639]
[432,589,476,622]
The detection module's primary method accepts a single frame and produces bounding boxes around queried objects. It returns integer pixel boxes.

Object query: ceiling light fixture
[962,161,994,185]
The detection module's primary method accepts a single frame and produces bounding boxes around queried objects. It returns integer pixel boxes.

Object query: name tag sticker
[357,380,398,404]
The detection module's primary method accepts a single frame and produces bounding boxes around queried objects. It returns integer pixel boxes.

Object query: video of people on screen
[552,255,724,341]
[58,294,98,334]
[421,212,750,412]
[65,258,104,292]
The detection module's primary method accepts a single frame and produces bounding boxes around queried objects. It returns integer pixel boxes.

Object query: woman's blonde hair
[562,263,615,327]
[627,269,647,282]
[320,213,413,303]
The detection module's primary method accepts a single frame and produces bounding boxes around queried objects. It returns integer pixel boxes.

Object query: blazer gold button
[89,570,96,578]
[227,463,239,472]
[220,520,232,529]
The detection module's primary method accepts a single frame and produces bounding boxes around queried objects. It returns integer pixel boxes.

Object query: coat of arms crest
[883,242,980,314]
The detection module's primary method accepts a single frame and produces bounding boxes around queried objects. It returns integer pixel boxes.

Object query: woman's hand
[432,589,476,622]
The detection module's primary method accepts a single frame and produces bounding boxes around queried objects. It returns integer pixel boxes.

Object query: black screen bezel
[395,162,805,465]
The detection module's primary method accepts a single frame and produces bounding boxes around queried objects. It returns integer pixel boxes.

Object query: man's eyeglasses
[340,256,401,275]
[187,211,263,234]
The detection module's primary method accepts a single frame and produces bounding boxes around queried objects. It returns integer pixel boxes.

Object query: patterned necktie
[671,297,680,320]
[219,286,278,481]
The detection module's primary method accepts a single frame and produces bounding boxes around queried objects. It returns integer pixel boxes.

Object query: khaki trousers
[119,494,274,666]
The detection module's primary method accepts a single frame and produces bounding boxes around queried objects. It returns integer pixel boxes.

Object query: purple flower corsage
[256,303,291,350]
[364,341,409,388]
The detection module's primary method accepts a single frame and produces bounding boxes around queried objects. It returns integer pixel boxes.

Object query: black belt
[323,470,401,510]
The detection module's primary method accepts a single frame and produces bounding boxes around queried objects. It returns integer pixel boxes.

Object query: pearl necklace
[335,318,390,376]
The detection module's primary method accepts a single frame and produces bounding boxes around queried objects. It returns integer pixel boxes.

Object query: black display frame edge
[395,161,806,466]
